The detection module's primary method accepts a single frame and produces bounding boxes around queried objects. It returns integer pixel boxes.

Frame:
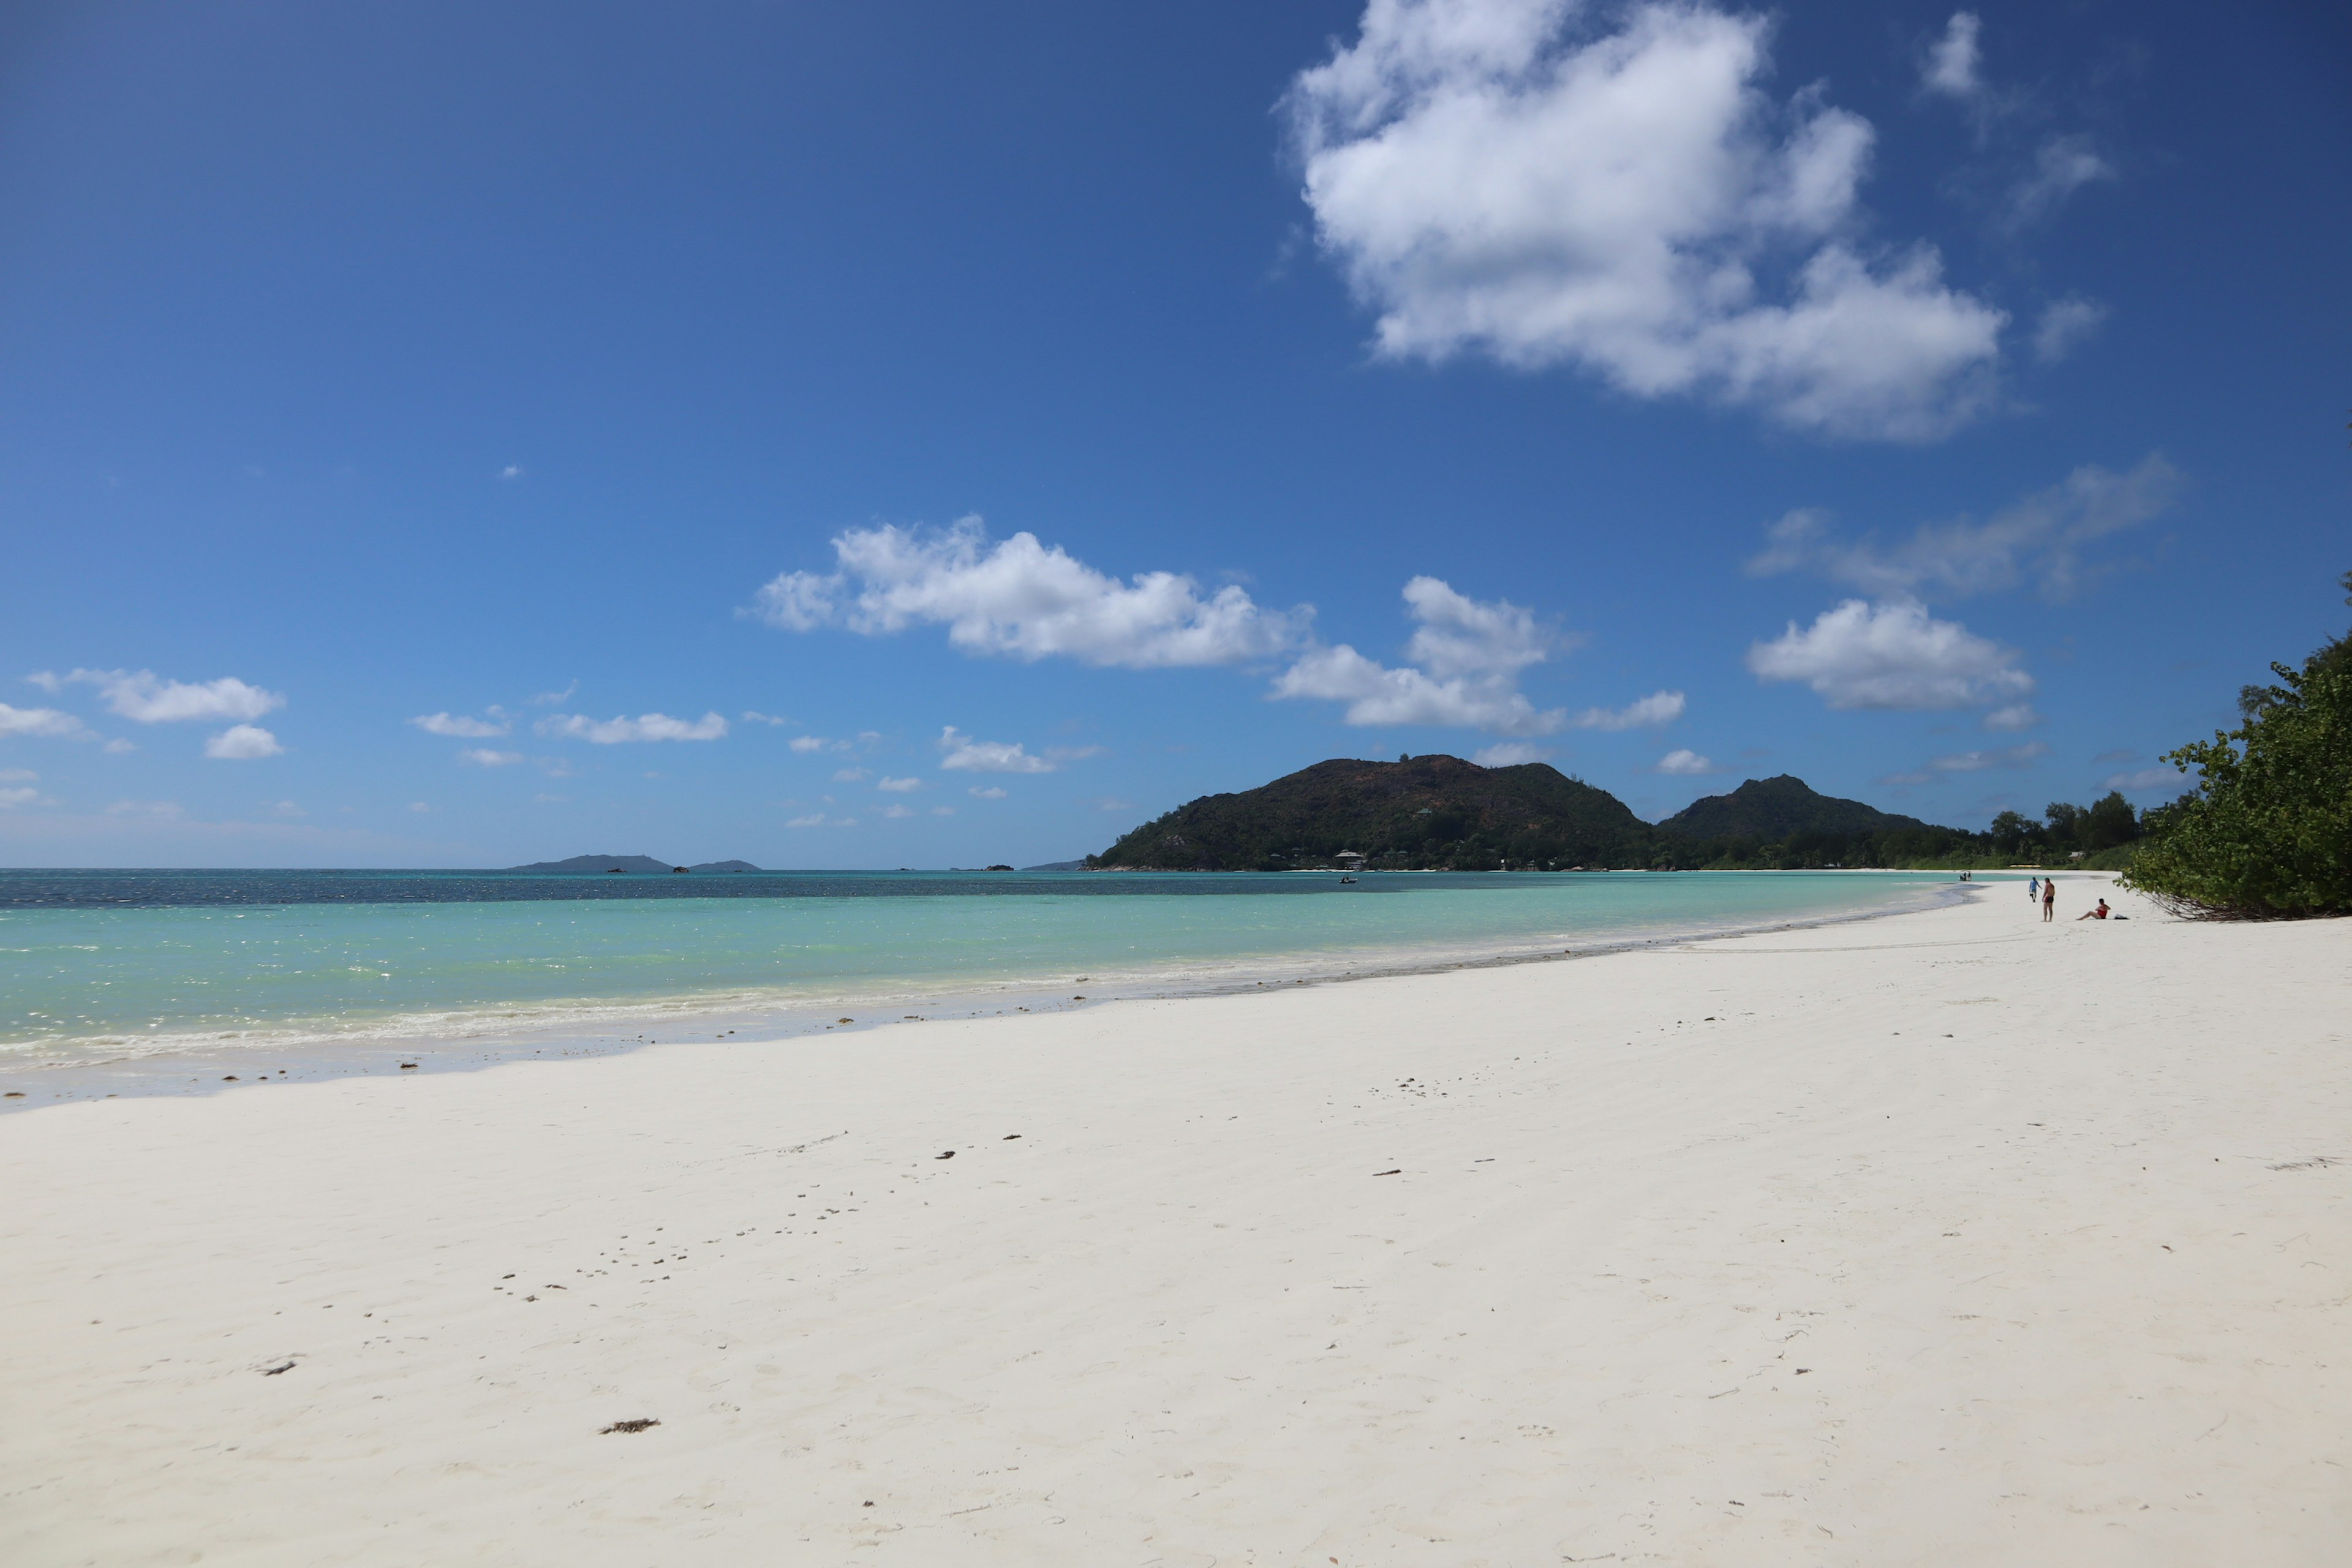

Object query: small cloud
[0,702,91,739]
[967,785,1008,800]
[530,680,578,706]
[786,813,827,827]
[879,803,914,819]
[500,464,524,480]
[533,792,568,804]
[876,775,921,792]
[412,710,511,738]
[103,737,137,753]
[1657,749,1719,775]
[1921,11,1982,99]
[409,802,430,812]
[1044,744,1107,764]
[205,724,284,760]
[834,767,871,783]
[268,800,306,818]
[1096,798,1136,812]
[741,710,790,726]
[1983,704,2041,731]
[2032,296,2109,363]
[2008,135,2114,228]
[2107,766,2189,793]
[930,805,956,816]
[937,725,1054,774]
[537,711,728,744]
[459,748,526,767]
[790,734,846,754]
[105,799,184,820]
[537,757,575,779]
[2091,747,2136,764]
[1571,690,1686,731]
[0,785,53,809]
[1472,742,1547,767]
[0,767,31,781]
[1885,742,2049,785]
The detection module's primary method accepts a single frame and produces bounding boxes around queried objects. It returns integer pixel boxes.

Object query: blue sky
[2,0,2345,867]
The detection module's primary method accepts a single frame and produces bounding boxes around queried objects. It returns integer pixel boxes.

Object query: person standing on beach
[2042,878,2056,922]
[2029,875,2040,903]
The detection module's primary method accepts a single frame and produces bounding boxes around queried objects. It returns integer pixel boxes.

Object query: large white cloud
[756,516,1306,669]
[937,726,1056,774]
[1920,12,1981,99]
[537,712,729,744]
[1288,0,2005,438]
[1747,598,2032,710]
[1747,454,2179,603]
[1272,576,1565,734]
[40,669,285,724]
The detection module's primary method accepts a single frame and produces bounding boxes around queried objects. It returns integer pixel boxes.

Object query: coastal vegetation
[2124,570,2352,917]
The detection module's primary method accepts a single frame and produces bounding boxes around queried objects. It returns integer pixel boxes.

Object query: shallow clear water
[0,869,1962,1074]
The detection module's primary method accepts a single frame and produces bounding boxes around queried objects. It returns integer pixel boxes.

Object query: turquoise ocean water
[0,869,1966,1093]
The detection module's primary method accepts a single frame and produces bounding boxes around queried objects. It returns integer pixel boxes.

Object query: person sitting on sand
[2076,898,2112,921]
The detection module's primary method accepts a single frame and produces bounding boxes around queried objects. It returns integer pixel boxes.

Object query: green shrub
[2124,571,2351,917]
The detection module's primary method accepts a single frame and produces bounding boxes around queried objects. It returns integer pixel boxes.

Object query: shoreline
[4,878,2347,1562]
[0,870,1983,1112]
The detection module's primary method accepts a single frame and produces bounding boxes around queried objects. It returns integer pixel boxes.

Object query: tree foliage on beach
[2124,569,2352,918]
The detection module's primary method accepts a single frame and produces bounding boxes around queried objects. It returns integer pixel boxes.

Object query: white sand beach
[4,878,2348,1566]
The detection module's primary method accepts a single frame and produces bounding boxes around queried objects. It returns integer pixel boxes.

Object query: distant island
[1087,756,2146,872]
[503,855,764,874]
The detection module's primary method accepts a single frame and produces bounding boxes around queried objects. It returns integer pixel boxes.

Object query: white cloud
[411,710,511,738]
[459,748,526,767]
[1272,576,1565,734]
[0,785,49,809]
[833,767,871,783]
[741,710,790,726]
[756,516,1307,668]
[1921,12,1981,99]
[1572,689,1685,730]
[500,464,524,480]
[530,680,578,706]
[1472,741,1547,766]
[1745,454,2180,603]
[537,711,728,744]
[968,785,1008,800]
[879,803,914,819]
[268,800,306,818]
[0,703,88,739]
[1747,598,2032,710]
[789,734,846,754]
[938,726,1056,774]
[205,725,284,760]
[786,813,827,828]
[408,802,429,812]
[106,799,184,820]
[0,768,32,782]
[1287,0,2005,439]
[2108,766,2190,793]
[104,737,137,753]
[1983,703,2041,731]
[2008,134,2113,228]
[930,805,956,816]
[2032,295,2109,363]
[1881,739,2048,786]
[53,669,285,725]
[876,776,921,792]
[1657,748,1718,775]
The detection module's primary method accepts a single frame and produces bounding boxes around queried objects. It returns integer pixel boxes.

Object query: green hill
[1090,755,1653,872]
[1656,775,1931,840]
